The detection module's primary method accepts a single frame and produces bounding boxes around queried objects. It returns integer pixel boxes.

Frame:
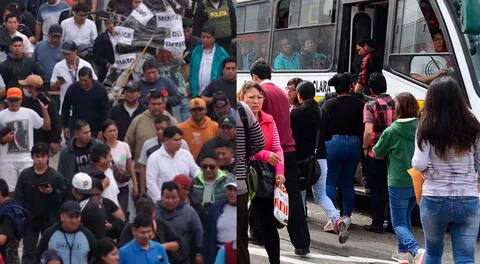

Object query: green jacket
[373,118,418,187]
[190,169,233,205]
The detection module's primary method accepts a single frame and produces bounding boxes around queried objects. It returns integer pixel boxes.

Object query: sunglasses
[201,164,216,170]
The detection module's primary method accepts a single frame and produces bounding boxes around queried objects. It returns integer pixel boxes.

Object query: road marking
[249,247,397,264]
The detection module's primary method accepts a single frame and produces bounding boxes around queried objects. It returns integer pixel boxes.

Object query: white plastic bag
[273,185,289,225]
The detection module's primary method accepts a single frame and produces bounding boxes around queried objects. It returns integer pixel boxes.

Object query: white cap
[72,172,94,195]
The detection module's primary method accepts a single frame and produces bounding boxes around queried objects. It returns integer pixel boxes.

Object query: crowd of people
[0,0,237,263]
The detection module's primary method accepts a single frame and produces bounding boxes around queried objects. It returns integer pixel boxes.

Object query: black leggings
[250,197,280,264]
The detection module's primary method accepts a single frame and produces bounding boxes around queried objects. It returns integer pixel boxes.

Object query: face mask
[23,88,31,97]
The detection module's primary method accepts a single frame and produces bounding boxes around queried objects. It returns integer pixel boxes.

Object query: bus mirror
[462,0,480,34]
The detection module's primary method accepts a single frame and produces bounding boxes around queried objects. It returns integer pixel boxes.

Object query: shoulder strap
[237,104,249,137]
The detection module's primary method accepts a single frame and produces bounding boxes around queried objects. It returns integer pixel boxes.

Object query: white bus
[236,0,480,115]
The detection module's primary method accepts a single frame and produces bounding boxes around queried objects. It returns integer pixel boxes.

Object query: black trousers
[250,197,280,264]
[366,157,390,226]
[284,151,310,250]
[237,193,250,264]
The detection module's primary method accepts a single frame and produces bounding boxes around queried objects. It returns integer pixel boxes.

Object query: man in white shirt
[50,40,97,113]
[146,126,200,202]
[60,3,97,47]
[0,87,51,194]
[4,14,34,57]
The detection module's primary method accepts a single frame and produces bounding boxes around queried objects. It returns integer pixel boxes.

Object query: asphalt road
[249,197,480,264]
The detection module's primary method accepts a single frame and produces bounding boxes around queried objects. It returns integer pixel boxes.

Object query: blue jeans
[325,135,361,216]
[180,97,190,122]
[420,196,480,264]
[388,187,420,255]
[313,159,340,221]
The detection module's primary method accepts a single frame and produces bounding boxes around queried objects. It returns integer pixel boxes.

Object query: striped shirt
[412,137,480,197]
[235,102,265,194]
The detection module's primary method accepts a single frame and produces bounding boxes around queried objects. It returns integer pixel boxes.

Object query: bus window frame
[270,0,339,72]
[385,0,468,102]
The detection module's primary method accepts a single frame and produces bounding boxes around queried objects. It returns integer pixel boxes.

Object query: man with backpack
[362,72,395,233]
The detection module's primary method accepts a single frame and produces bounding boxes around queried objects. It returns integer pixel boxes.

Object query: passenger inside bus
[274,37,301,70]
[410,29,451,84]
[239,42,256,71]
[300,39,328,70]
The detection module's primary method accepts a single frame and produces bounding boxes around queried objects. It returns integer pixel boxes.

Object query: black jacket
[108,102,147,141]
[291,99,331,160]
[0,55,44,88]
[22,94,62,144]
[93,31,115,82]
[13,167,66,229]
[62,80,110,133]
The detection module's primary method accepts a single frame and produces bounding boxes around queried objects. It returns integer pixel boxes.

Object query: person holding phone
[13,142,66,264]
[20,74,62,154]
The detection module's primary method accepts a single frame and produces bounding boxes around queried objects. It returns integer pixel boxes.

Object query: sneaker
[396,252,413,264]
[324,219,335,232]
[335,218,350,244]
[413,248,425,264]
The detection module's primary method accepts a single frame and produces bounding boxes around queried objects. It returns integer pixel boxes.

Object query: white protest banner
[114,26,134,45]
[113,53,137,70]
[156,10,177,28]
[131,2,154,25]
[158,7,185,53]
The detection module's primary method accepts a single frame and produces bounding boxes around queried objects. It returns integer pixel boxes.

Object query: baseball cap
[62,40,77,54]
[6,87,23,100]
[212,92,230,108]
[173,174,192,190]
[224,181,237,189]
[72,172,94,195]
[48,24,62,37]
[18,75,43,88]
[189,98,206,110]
[60,200,81,214]
[218,115,235,128]
[124,81,140,92]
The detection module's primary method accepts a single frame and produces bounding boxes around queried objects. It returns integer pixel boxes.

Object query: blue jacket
[189,44,229,97]
[0,199,27,238]
[202,199,228,264]
[119,239,170,264]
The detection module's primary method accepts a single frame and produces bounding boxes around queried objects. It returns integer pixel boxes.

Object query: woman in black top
[291,81,349,244]
[322,73,364,229]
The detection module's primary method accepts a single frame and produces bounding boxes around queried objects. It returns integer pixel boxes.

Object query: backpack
[367,96,396,135]
[0,200,27,238]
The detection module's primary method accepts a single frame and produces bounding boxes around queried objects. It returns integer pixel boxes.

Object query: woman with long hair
[102,120,138,215]
[412,77,480,263]
[239,80,285,264]
[291,80,349,244]
[322,73,364,229]
[285,77,302,110]
[89,238,119,264]
[373,92,422,263]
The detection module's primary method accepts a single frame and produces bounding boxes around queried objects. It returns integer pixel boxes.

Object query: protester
[108,83,147,142]
[61,67,110,138]
[19,74,62,153]
[4,14,34,57]
[197,115,235,163]
[89,237,119,264]
[208,91,236,122]
[201,57,237,113]
[203,181,237,264]
[92,17,117,82]
[172,174,192,205]
[213,139,235,174]
[363,72,395,233]
[35,200,96,264]
[146,126,200,202]
[60,3,97,46]
[32,24,64,87]
[0,178,26,264]
[58,120,103,199]
[35,0,70,41]
[14,142,66,264]
[412,77,480,263]
[323,73,364,230]
[372,92,422,263]
[155,182,203,264]
[177,98,219,160]
[250,60,310,255]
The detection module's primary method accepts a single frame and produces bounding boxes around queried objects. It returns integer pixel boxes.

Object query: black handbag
[250,160,276,198]
[111,160,131,184]
[297,129,321,190]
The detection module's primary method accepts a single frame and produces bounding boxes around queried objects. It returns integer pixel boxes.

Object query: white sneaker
[414,248,425,264]
[323,219,335,232]
[397,252,413,264]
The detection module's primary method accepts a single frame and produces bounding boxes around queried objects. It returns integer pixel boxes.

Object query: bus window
[389,0,455,85]
[299,0,336,26]
[245,3,271,32]
[237,6,246,33]
[237,33,270,71]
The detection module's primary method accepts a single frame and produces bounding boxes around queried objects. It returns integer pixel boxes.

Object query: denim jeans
[420,196,480,264]
[180,97,190,122]
[313,159,340,221]
[325,135,361,216]
[388,187,420,255]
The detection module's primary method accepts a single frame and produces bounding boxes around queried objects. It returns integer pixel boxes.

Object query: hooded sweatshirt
[373,118,418,187]
[155,202,203,262]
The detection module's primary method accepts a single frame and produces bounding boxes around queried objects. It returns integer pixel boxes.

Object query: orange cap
[189,98,206,109]
[6,87,23,99]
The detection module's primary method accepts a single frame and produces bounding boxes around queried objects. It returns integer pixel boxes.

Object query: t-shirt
[32,40,63,81]
[216,204,236,244]
[80,197,106,239]
[36,1,70,40]
[73,142,92,172]
[103,169,120,206]
[110,141,132,187]
[203,182,214,203]
[0,108,43,162]
[0,216,16,260]
[410,53,448,76]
